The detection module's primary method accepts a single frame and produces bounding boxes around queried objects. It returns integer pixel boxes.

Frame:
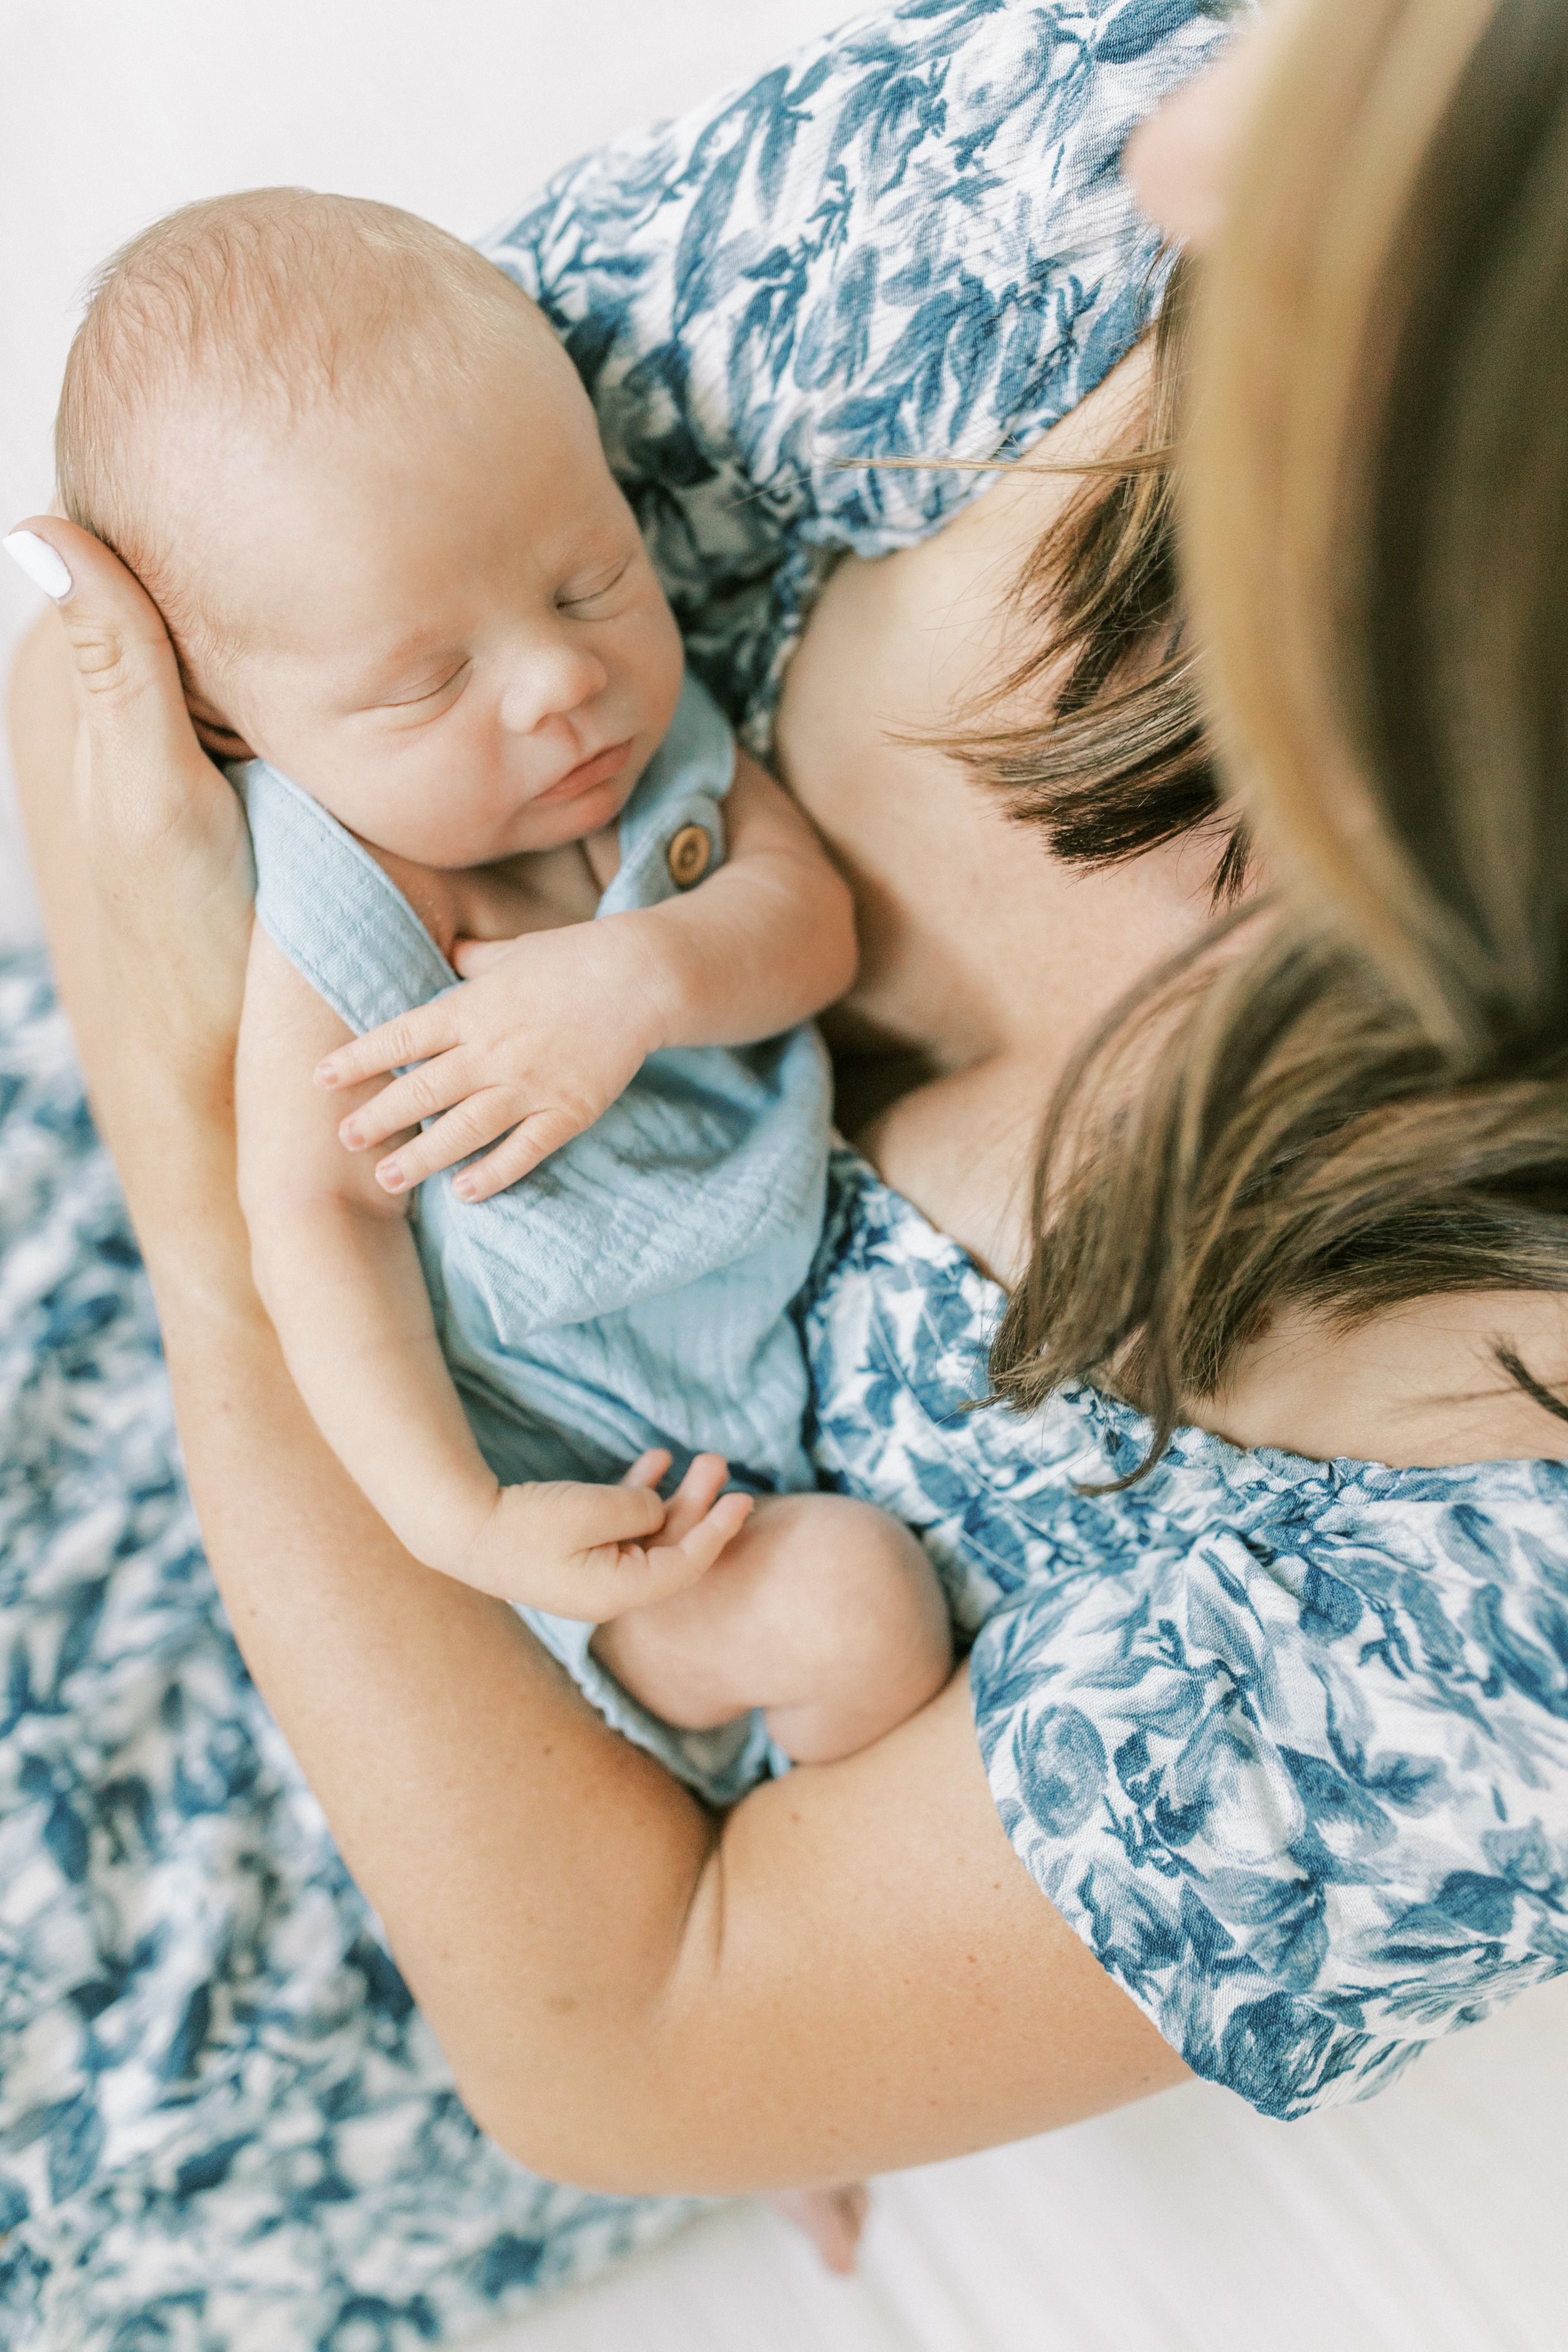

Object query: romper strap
[232,759,456,1037]
[599,670,734,918]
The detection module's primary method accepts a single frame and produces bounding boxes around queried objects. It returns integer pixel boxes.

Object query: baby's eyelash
[383,664,469,710]
[558,559,632,612]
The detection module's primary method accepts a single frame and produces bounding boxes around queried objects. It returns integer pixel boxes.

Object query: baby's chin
[501,768,644,857]
[410,773,637,868]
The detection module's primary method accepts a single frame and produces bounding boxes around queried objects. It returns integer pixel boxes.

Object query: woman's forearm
[136,1078,1188,2199]
[11,611,724,2162]
[135,1093,728,2171]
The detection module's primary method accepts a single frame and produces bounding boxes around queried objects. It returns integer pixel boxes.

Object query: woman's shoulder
[477,2,1233,734]
[485,0,1229,532]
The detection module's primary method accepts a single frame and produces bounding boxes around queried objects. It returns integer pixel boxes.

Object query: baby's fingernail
[314,1061,340,1088]
[339,1123,363,1149]
[3,529,73,601]
[376,1162,406,1192]
[453,1173,477,1200]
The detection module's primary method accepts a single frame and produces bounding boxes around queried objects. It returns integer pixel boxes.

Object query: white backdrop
[3,8,1568,2349]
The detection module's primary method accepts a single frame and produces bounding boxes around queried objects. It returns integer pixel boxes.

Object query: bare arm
[236,921,494,1566]
[315,750,859,1200]
[236,920,750,1609]
[627,748,860,1048]
[8,531,1185,2198]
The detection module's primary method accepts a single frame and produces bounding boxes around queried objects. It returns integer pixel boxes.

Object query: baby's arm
[236,924,750,1612]
[625,748,859,1050]
[314,754,856,1200]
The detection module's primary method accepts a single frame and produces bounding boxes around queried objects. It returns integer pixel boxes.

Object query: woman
[4,0,1566,2344]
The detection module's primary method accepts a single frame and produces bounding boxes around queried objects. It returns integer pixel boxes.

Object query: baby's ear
[191,709,258,762]
[183,682,257,764]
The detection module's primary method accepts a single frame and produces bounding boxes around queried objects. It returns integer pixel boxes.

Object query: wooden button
[666,823,712,888]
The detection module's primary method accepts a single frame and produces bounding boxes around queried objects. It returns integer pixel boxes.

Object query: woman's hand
[4,517,253,1129]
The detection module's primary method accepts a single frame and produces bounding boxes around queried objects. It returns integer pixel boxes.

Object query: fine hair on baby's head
[55,187,551,657]
[55,187,684,872]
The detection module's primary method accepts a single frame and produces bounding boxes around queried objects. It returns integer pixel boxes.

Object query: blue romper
[9,8,1564,2351]
[238,673,830,1796]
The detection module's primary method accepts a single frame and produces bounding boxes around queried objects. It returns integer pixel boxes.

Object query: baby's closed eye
[371,662,473,721]
[554,556,633,614]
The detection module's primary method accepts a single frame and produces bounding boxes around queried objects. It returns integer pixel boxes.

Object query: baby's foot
[767,2183,871,2276]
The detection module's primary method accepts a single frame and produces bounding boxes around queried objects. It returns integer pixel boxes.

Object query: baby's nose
[498,638,608,734]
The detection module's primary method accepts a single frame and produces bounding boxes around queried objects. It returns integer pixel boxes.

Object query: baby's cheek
[621,594,686,736]
[304,741,465,867]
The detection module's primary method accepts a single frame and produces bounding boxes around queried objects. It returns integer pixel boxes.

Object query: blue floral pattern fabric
[802,1150,1568,2121]
[0,2,1247,2342]
[0,958,705,2351]
[481,0,1239,744]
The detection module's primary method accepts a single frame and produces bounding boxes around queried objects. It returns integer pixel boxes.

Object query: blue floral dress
[802,1155,1568,2121]
[10,5,1560,2349]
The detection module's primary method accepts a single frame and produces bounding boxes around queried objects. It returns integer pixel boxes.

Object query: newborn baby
[56,188,950,1788]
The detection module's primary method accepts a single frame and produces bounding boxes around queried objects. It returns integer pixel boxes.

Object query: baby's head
[56,189,684,865]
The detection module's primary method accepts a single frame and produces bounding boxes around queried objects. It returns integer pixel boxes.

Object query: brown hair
[990,0,1568,1463]
[922,258,1235,881]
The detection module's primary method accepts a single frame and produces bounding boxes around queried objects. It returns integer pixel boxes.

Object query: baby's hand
[459,1450,752,1619]
[314,919,669,1201]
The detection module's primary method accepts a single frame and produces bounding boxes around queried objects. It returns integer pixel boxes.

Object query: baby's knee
[755,1493,951,1673]
[748,1493,953,1762]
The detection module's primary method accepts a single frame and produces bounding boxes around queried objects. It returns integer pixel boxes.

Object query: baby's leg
[590,1492,951,1764]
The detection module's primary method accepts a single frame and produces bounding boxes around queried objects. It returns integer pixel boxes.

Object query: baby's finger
[338,1052,472,1152]
[528,1477,667,1555]
[655,1453,732,1547]
[450,935,521,978]
[374,1090,517,1192]
[649,1490,754,1580]
[450,1107,586,1202]
[621,1449,672,1492]
[315,1002,458,1091]
[575,1493,751,1620]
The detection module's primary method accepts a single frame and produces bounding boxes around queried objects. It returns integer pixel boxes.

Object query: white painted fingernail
[3,531,73,601]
